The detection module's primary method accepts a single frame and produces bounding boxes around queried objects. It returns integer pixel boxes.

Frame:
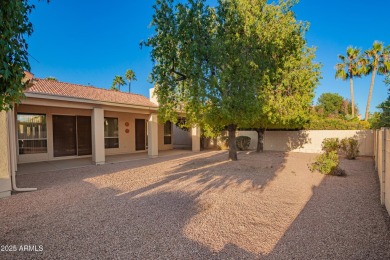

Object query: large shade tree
[251,48,320,152]
[146,0,319,160]
[244,2,320,152]
[335,47,362,118]
[362,41,390,121]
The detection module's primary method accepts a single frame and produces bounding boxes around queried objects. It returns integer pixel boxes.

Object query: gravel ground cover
[0,150,389,259]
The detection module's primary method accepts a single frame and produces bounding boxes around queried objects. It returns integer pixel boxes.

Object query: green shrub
[304,117,371,130]
[310,151,342,175]
[217,136,252,150]
[236,136,251,151]
[321,138,340,153]
[340,137,359,159]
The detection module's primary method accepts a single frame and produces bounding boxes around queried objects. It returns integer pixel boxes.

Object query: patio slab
[16,149,195,175]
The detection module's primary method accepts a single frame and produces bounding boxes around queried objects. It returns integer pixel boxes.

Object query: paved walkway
[1,151,390,259]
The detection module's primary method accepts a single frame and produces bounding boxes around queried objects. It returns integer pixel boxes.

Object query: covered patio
[16,149,195,175]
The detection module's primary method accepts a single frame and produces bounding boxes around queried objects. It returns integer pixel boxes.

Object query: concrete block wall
[173,125,191,149]
[385,129,390,214]
[237,130,374,156]
[375,128,390,215]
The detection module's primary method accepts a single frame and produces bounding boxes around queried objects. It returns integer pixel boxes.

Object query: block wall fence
[236,130,374,156]
[374,128,390,215]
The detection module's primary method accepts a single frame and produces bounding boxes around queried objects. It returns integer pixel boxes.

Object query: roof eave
[24,92,159,111]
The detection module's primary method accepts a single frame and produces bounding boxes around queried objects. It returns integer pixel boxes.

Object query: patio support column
[0,111,11,198]
[192,126,201,152]
[148,113,158,158]
[92,108,105,165]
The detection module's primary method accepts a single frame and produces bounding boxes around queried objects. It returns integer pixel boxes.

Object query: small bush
[332,167,346,177]
[340,137,359,159]
[310,151,341,175]
[236,136,251,151]
[321,138,340,153]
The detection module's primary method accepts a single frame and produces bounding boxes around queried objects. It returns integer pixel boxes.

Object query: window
[104,117,119,148]
[164,121,172,144]
[17,114,47,154]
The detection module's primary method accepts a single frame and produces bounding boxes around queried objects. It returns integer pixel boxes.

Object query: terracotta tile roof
[26,79,157,108]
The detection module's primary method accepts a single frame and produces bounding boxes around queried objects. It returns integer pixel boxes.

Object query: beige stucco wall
[16,104,161,163]
[104,111,149,155]
[374,128,390,216]
[237,130,374,156]
[377,130,385,203]
[0,111,11,198]
[158,123,173,151]
[149,88,158,105]
[173,125,191,149]
[17,105,92,163]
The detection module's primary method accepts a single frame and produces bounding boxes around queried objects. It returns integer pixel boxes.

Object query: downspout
[7,110,37,192]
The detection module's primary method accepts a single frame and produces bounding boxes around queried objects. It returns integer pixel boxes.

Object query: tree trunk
[342,99,348,115]
[227,124,237,161]
[365,68,377,121]
[255,128,265,152]
[349,77,355,117]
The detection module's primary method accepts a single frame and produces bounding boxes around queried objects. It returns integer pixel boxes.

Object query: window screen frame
[104,117,119,149]
[164,121,172,145]
[17,113,48,155]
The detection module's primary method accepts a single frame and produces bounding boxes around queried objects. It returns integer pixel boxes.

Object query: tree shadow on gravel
[8,150,390,259]
[15,151,225,190]
[262,157,390,260]
[16,150,287,196]
[5,150,293,259]
[0,187,258,259]
[109,150,288,199]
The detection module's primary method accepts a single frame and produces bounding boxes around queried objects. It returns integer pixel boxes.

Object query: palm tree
[362,41,390,121]
[335,47,362,118]
[125,69,137,93]
[111,75,126,92]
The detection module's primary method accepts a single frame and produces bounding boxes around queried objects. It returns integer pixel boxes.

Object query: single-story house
[0,75,201,198]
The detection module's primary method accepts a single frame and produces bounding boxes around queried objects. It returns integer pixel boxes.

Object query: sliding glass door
[53,115,92,157]
[53,115,77,157]
[77,116,92,156]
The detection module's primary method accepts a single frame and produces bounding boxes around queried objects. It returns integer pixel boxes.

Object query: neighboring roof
[26,79,158,108]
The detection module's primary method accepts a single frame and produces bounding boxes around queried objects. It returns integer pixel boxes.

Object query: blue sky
[28,0,390,115]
